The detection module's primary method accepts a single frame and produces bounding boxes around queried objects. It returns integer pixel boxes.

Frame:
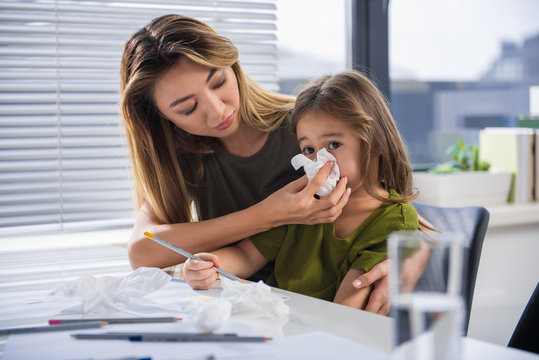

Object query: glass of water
[388,230,465,360]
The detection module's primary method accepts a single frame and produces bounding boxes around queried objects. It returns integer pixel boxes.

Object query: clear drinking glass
[389,231,465,360]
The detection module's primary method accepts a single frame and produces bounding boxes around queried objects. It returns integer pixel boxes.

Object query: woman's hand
[265,161,351,226]
[353,245,432,315]
[352,260,390,315]
[183,253,220,290]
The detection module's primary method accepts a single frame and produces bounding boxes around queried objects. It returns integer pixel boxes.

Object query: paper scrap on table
[291,147,341,197]
[186,278,289,332]
[49,267,171,314]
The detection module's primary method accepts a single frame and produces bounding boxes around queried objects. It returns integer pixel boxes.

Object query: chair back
[508,282,539,354]
[412,201,490,335]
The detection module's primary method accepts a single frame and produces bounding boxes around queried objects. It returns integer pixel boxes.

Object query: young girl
[183,70,420,309]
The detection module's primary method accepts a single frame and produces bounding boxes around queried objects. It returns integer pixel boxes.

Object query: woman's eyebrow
[169,68,219,108]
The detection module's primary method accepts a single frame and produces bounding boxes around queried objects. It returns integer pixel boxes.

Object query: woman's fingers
[303,176,350,224]
[353,260,389,288]
[303,161,334,196]
[352,260,390,315]
[324,175,348,206]
[364,276,390,315]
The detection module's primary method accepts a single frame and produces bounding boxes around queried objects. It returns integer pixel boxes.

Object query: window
[276,0,350,95]
[0,0,279,236]
[389,0,539,168]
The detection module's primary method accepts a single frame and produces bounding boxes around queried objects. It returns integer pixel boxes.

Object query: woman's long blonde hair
[291,70,418,204]
[120,14,294,224]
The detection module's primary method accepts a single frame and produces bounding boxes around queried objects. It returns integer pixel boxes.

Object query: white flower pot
[413,171,512,207]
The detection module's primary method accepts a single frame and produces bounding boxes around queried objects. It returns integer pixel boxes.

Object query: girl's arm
[128,162,350,269]
[352,242,432,315]
[183,239,268,290]
[334,268,372,309]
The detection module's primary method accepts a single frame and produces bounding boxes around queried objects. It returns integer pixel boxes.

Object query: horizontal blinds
[0,0,279,236]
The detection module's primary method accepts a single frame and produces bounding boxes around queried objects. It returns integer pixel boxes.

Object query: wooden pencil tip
[173,317,182,322]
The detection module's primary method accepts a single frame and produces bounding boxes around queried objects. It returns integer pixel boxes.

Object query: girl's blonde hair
[120,14,294,224]
[291,70,418,204]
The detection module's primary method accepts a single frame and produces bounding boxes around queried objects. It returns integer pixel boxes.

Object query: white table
[277,286,538,359]
[0,244,536,360]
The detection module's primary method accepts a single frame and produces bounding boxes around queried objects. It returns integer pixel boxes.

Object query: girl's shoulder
[376,191,419,228]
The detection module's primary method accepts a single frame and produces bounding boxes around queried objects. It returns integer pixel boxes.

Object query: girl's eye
[302,147,314,155]
[328,141,341,150]
[183,103,197,116]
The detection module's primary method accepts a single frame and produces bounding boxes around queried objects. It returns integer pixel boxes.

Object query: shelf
[485,202,539,228]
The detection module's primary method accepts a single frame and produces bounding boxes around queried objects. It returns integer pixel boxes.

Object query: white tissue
[221,277,289,319]
[190,278,289,332]
[49,267,171,314]
[291,147,341,197]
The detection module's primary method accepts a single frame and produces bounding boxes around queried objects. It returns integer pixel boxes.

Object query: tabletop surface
[0,243,536,360]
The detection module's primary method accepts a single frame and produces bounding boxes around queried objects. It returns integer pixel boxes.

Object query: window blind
[0,0,279,236]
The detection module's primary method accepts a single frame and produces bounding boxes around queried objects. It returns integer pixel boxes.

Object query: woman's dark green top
[186,119,301,280]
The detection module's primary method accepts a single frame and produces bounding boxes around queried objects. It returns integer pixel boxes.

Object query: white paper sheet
[2,328,390,360]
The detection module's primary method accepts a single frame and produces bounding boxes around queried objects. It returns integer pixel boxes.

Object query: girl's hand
[266,161,351,226]
[352,260,390,315]
[183,253,221,290]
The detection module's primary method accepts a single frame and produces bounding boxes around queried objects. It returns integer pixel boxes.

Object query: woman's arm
[183,239,268,290]
[128,162,350,269]
[128,200,274,269]
[334,268,371,309]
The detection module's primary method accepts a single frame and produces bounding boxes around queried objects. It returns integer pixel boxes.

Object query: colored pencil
[75,357,151,360]
[49,317,181,325]
[143,231,241,282]
[71,332,270,342]
[0,321,106,335]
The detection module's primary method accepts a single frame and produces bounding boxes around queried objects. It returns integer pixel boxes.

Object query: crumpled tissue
[189,278,289,332]
[49,267,171,314]
[291,147,341,197]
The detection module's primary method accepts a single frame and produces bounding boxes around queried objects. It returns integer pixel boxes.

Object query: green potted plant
[428,139,490,174]
[413,139,512,207]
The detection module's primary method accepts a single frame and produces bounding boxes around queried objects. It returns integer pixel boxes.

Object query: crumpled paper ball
[291,147,341,197]
[49,267,171,314]
[193,298,232,333]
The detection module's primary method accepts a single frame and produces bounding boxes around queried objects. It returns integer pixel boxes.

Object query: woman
[120,14,396,315]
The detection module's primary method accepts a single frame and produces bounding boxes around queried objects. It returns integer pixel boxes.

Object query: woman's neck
[220,122,269,158]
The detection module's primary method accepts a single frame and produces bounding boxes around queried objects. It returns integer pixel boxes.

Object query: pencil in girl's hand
[143,232,242,282]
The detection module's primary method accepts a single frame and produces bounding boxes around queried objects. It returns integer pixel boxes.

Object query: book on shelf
[536,130,539,202]
[517,115,539,129]
[479,127,536,203]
